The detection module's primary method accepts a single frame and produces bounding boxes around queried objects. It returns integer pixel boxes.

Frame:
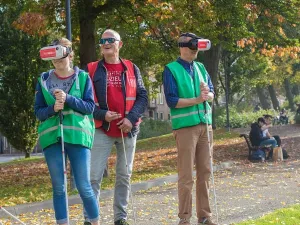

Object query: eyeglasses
[99,38,119,45]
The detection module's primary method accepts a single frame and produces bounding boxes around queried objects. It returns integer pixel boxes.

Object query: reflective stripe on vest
[171,110,205,119]
[39,125,93,137]
[37,71,95,149]
[167,61,212,129]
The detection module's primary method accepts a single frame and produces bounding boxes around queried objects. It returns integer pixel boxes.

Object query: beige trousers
[173,124,213,220]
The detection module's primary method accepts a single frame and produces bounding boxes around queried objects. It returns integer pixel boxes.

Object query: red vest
[88,59,137,128]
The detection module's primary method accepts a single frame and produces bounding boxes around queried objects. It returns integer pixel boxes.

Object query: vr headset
[178,33,211,51]
[40,39,72,61]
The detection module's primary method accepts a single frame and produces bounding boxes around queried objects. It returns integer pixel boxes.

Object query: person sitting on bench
[250,117,277,148]
[262,114,289,159]
[262,114,281,146]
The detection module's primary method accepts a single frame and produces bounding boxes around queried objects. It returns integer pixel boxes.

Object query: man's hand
[54,101,64,112]
[105,111,122,122]
[117,118,133,133]
[196,82,209,103]
[54,89,67,103]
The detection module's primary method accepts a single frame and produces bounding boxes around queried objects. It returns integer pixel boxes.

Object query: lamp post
[66,0,71,41]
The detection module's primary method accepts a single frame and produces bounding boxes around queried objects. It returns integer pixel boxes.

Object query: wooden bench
[239,133,259,160]
[240,133,273,160]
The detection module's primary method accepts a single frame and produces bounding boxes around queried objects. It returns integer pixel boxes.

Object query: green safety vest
[38,71,95,149]
[166,61,212,130]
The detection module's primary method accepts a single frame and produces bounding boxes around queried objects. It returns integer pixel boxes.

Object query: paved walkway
[1,159,300,225]
[2,125,300,224]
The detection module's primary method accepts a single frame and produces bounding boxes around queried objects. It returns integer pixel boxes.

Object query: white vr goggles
[40,40,72,60]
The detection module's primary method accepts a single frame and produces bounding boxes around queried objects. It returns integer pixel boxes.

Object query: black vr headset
[178,33,211,51]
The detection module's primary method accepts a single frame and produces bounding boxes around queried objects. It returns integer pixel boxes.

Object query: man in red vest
[83,29,148,225]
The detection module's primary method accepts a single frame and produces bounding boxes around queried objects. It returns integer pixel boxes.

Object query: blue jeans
[44,143,99,224]
[260,138,277,148]
[84,129,136,222]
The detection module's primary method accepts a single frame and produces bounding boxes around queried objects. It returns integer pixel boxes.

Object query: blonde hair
[57,37,74,58]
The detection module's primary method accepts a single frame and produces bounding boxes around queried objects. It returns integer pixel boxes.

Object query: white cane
[204,101,219,225]
[59,111,70,224]
[121,130,137,225]
[0,206,26,225]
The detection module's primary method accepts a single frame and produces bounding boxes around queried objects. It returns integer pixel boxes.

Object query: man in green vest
[162,32,216,225]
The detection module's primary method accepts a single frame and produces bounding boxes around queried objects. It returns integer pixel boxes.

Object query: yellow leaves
[264,9,271,17]
[237,36,299,59]
[278,27,286,38]
[197,0,211,11]
[275,14,285,23]
[237,39,246,48]
[12,12,48,37]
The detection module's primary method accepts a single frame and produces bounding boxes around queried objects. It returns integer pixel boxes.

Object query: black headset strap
[178,42,191,47]
[180,33,196,39]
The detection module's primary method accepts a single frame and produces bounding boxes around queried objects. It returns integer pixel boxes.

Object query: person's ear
[118,40,123,49]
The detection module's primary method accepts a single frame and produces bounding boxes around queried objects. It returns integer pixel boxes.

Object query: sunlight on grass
[237,204,300,225]
[1,156,44,165]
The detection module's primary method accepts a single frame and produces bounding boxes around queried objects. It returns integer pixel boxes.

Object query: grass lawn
[236,204,300,225]
[0,129,241,206]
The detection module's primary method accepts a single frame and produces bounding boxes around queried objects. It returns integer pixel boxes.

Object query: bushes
[138,118,172,140]
[215,106,275,128]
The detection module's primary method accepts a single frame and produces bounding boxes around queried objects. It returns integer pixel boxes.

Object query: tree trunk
[268,85,280,110]
[79,16,97,69]
[203,44,222,91]
[203,44,222,129]
[256,86,271,109]
[284,78,295,111]
[25,151,30,158]
[292,84,300,96]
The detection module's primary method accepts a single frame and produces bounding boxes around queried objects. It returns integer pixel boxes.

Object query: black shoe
[84,222,92,225]
[114,219,129,225]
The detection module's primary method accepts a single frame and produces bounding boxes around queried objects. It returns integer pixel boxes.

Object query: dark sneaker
[198,217,217,225]
[83,222,92,225]
[114,219,129,225]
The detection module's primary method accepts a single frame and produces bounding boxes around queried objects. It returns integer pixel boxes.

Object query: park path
[1,124,300,225]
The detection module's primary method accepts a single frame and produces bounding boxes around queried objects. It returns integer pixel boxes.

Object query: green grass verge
[237,204,300,225]
[0,156,43,165]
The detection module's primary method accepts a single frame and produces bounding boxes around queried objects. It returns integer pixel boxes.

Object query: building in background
[146,85,170,121]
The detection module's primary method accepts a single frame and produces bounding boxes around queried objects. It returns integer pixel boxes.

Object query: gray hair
[178,35,190,43]
[102,29,121,40]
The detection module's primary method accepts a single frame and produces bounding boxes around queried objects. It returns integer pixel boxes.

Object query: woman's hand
[54,101,64,112]
[54,89,67,103]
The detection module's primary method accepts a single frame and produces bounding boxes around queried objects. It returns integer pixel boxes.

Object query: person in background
[250,117,277,148]
[262,114,289,159]
[279,108,289,124]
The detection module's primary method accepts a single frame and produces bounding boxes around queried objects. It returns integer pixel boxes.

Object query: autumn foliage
[12,12,48,36]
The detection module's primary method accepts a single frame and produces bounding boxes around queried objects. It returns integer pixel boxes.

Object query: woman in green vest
[34,38,99,225]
